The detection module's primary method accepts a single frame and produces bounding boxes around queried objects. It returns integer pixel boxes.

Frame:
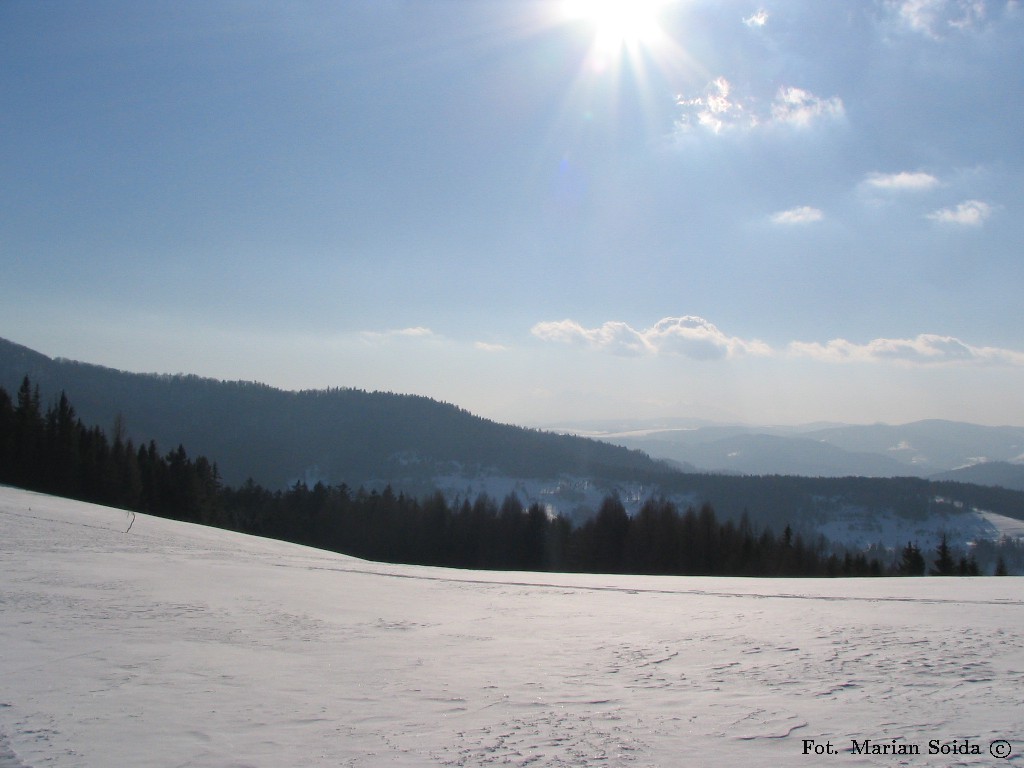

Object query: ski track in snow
[1,487,1023,767]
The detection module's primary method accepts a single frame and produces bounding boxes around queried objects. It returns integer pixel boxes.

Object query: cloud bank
[789,334,1024,365]
[531,316,770,359]
[533,317,1024,367]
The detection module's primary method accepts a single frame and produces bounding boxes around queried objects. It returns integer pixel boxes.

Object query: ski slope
[1,486,1022,767]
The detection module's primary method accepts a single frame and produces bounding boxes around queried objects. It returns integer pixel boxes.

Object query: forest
[0,377,1010,577]
[6,336,1024,535]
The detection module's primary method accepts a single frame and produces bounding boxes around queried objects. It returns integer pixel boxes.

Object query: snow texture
[1,486,1022,767]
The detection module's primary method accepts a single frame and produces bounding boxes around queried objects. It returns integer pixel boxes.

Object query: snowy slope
[1,487,1022,767]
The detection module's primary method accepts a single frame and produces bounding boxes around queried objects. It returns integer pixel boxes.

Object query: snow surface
[2,486,1023,767]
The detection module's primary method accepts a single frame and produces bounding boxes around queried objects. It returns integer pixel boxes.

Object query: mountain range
[561,419,1024,488]
[3,336,1024,555]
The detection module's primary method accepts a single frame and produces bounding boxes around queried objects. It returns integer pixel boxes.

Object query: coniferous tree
[586,495,630,573]
[44,391,80,496]
[0,386,15,480]
[930,533,956,576]
[13,376,43,487]
[897,542,926,575]
[956,555,980,576]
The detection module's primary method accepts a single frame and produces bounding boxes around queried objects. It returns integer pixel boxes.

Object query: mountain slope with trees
[930,462,1024,492]
[0,337,672,489]
[4,337,1024,545]
[4,378,1007,575]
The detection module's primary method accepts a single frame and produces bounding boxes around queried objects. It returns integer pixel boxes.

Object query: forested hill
[0,338,672,489]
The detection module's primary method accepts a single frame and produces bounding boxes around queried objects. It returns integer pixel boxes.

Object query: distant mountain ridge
[3,337,1024,553]
[930,462,1024,492]
[0,337,671,490]
[586,420,1024,481]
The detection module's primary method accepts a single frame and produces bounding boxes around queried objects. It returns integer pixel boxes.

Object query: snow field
[1,486,1022,767]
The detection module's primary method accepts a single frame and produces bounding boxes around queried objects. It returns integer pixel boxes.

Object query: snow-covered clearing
[1,486,1022,767]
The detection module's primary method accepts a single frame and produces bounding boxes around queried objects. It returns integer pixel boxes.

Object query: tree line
[0,377,221,520]
[0,377,1004,576]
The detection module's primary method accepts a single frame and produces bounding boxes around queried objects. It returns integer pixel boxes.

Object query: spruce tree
[897,542,926,575]
[930,534,956,576]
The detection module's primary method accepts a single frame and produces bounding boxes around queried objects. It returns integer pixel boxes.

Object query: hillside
[0,337,670,490]
[6,336,1024,556]
[931,461,1024,492]
[2,487,1023,767]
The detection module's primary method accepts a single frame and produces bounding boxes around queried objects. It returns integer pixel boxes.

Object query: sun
[561,0,669,59]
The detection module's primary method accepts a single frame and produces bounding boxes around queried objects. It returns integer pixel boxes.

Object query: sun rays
[561,0,670,60]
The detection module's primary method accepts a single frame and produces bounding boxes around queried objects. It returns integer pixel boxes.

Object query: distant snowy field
[2,487,1022,767]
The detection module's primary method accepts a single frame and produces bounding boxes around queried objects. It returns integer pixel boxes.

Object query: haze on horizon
[2,1,1022,428]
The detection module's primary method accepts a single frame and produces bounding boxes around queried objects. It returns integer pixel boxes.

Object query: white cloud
[530,319,651,356]
[863,171,940,191]
[891,0,989,36]
[743,9,769,27]
[926,199,992,225]
[534,318,1024,369]
[770,87,845,127]
[789,333,1024,366]
[771,206,824,225]
[675,77,757,134]
[647,317,772,358]
[393,326,434,337]
[361,326,437,342]
[473,341,508,352]
[531,316,770,359]
[677,80,844,135]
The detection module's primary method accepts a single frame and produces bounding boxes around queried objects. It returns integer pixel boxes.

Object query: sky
[2,0,1022,427]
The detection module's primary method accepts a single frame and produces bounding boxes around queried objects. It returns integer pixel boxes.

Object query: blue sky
[2,0,1022,426]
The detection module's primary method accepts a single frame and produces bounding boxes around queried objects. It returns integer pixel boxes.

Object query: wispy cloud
[926,199,992,225]
[675,77,757,134]
[890,0,990,37]
[771,206,824,225]
[473,341,508,352]
[361,326,437,342]
[770,87,845,127]
[790,333,1024,365]
[393,326,434,337]
[863,171,940,191]
[531,316,770,359]
[677,80,843,134]
[534,317,1024,368]
[743,9,769,27]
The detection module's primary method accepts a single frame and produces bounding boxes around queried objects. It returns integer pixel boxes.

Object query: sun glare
[562,0,669,59]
